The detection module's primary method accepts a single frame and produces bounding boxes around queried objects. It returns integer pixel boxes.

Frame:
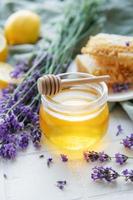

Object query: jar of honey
[39,73,109,155]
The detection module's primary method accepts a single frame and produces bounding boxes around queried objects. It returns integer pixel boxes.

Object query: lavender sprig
[115,153,128,165]
[84,151,132,165]
[91,167,133,183]
[91,166,119,182]
[84,151,110,163]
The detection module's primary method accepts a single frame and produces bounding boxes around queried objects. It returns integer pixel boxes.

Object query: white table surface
[0,106,133,200]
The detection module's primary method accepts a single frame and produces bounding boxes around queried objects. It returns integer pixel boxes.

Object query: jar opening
[41,73,108,114]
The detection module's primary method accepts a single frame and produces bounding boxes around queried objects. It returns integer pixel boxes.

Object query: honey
[40,90,108,150]
[39,72,109,155]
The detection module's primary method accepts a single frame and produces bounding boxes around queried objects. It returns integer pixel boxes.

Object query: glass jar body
[39,73,109,153]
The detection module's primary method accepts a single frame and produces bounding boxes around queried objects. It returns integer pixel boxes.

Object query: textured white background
[0,106,133,200]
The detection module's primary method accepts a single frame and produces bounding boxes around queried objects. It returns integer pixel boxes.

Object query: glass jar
[39,72,109,155]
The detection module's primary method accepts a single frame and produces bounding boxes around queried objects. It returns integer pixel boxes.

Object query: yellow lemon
[4,10,41,45]
[0,62,20,89]
[0,34,8,62]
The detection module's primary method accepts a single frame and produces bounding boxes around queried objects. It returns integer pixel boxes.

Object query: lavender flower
[18,133,29,150]
[112,83,129,93]
[84,151,99,162]
[3,134,18,144]
[116,125,123,136]
[125,41,130,47]
[122,169,133,182]
[60,154,68,162]
[84,151,110,163]
[39,155,44,158]
[47,158,53,167]
[91,166,119,182]
[0,53,45,160]
[3,174,7,179]
[56,180,67,190]
[1,84,16,98]
[0,143,17,159]
[30,128,41,147]
[6,111,24,132]
[21,106,39,124]
[122,134,133,149]
[10,61,29,79]
[98,152,111,162]
[115,153,128,165]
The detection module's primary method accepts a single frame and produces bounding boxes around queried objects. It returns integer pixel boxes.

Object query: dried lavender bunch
[91,167,133,183]
[84,151,132,165]
[0,0,103,160]
[0,50,69,159]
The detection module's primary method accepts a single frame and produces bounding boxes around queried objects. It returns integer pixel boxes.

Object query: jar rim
[41,72,108,113]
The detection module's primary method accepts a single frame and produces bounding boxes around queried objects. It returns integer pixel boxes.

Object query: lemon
[0,62,20,89]
[4,10,41,45]
[0,34,8,61]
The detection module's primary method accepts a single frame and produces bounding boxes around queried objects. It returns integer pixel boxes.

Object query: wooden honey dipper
[37,74,110,96]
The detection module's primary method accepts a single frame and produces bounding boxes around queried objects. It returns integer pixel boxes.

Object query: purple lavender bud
[123,83,130,91]
[98,152,111,162]
[125,41,130,47]
[57,180,67,185]
[2,84,16,98]
[47,158,53,167]
[10,70,21,79]
[56,180,67,190]
[5,111,23,132]
[0,119,9,140]
[57,184,64,190]
[116,125,123,136]
[121,134,133,149]
[10,61,29,79]
[91,166,119,182]
[115,153,128,165]
[3,134,18,144]
[3,174,7,179]
[122,169,133,182]
[0,143,17,160]
[112,83,129,93]
[60,154,68,162]
[84,151,99,162]
[31,113,39,125]
[30,128,41,146]
[18,133,29,150]
[122,169,129,176]
[39,154,44,158]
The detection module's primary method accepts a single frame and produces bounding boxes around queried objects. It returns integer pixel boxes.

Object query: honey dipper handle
[61,75,110,87]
